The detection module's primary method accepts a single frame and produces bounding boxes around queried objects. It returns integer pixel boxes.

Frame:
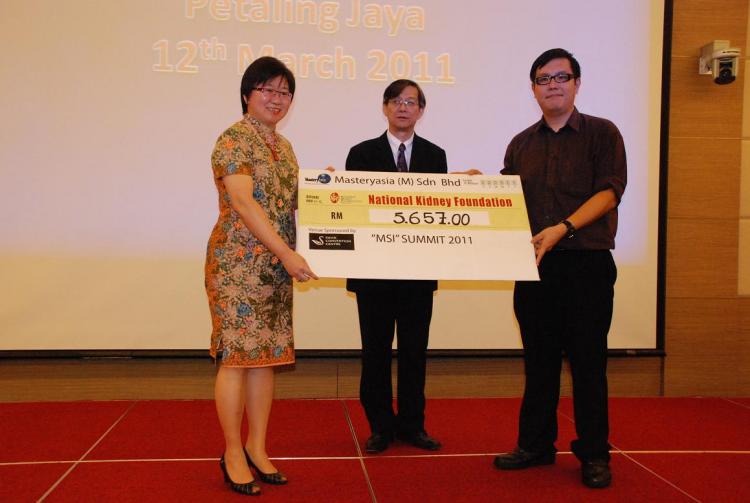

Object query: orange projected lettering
[367,50,454,85]
[185,0,341,34]
[152,37,228,74]
[345,0,425,36]
[238,45,356,80]
[153,2,458,84]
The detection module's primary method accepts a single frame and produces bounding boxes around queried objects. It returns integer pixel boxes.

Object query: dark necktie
[397,143,408,172]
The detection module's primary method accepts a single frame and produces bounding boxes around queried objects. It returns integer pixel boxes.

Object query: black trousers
[355,287,433,435]
[514,250,616,462]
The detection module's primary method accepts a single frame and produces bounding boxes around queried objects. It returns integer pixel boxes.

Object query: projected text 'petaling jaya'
[151,0,456,84]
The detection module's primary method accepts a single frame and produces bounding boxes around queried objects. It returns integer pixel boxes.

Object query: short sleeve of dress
[278,135,299,209]
[211,125,256,179]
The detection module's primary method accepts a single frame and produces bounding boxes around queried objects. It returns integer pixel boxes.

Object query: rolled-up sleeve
[592,120,627,203]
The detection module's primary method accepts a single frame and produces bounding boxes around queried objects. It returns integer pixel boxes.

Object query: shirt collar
[386,130,415,149]
[534,107,581,133]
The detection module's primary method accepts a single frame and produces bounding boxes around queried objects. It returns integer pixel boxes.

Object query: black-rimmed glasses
[534,73,575,85]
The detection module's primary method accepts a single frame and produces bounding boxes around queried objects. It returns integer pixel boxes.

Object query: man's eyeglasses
[253,87,293,100]
[534,73,575,86]
[388,98,419,109]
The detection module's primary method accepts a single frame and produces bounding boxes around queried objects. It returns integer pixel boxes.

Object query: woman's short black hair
[240,56,296,113]
[529,48,581,82]
[382,79,426,109]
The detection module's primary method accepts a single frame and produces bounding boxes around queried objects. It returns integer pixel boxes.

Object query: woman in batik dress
[205,56,317,496]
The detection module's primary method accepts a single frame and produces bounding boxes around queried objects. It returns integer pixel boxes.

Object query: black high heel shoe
[219,455,261,496]
[244,449,288,485]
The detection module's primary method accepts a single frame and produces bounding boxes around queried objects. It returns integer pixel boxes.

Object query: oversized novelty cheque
[296,170,539,281]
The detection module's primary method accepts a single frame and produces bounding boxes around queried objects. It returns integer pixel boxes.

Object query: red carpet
[0,401,133,462]
[365,454,695,502]
[42,459,371,503]
[345,397,578,455]
[626,453,750,503]
[606,397,750,450]
[2,397,749,502]
[0,463,73,502]
[87,400,220,460]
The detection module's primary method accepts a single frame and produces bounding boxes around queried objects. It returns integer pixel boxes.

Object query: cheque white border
[296,170,539,281]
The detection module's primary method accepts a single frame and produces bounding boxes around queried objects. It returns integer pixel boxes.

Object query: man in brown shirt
[493,48,626,489]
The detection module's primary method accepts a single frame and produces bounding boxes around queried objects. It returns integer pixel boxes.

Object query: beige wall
[664,0,750,395]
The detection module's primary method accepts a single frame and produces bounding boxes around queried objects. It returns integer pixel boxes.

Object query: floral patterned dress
[205,116,298,367]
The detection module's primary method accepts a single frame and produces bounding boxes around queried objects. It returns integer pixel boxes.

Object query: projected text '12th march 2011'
[152,0,456,84]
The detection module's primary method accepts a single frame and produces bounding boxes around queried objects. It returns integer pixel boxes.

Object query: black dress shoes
[581,459,612,488]
[493,447,556,470]
[365,432,393,453]
[397,430,442,451]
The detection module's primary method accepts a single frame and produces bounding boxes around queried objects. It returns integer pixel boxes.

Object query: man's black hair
[382,79,426,109]
[529,48,581,82]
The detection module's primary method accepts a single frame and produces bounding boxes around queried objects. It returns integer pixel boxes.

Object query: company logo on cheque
[303,173,331,184]
[329,192,340,203]
[309,233,354,250]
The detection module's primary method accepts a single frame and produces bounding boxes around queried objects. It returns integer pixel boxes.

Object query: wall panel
[664,298,742,395]
[664,0,749,395]
[671,0,748,57]
[667,137,740,219]
[665,218,739,298]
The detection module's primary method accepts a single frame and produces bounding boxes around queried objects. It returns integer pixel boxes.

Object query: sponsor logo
[309,233,354,250]
[329,192,340,203]
[303,173,332,184]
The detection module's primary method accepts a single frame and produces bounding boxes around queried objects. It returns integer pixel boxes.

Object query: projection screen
[0,1,664,350]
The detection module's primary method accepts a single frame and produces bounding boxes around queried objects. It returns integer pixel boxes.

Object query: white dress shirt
[386,131,414,170]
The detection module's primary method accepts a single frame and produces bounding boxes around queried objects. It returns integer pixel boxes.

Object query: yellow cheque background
[298,189,530,230]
